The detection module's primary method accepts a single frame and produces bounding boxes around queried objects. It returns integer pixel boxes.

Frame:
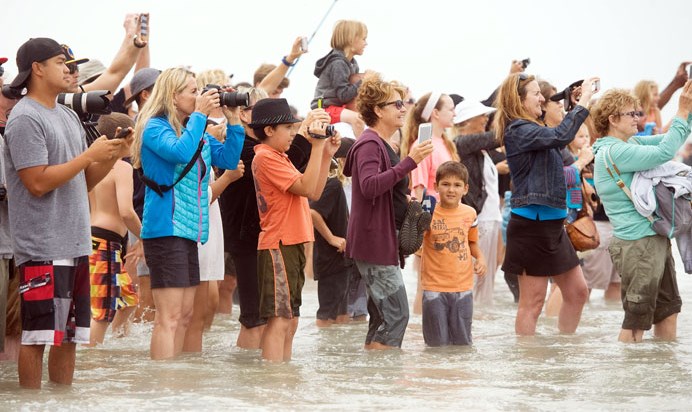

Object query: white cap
[453,100,496,124]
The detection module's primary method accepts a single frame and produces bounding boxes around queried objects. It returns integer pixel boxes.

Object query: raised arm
[258,37,306,96]
[83,13,145,94]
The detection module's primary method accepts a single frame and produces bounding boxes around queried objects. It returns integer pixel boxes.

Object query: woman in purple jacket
[344,73,432,349]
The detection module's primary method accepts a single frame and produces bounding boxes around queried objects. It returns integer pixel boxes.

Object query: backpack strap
[137,121,207,197]
[602,145,655,223]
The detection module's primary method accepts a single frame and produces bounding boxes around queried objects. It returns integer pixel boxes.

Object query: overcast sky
[3,0,691,122]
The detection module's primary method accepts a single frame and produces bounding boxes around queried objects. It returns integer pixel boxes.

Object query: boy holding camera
[249,98,339,361]
[421,161,486,346]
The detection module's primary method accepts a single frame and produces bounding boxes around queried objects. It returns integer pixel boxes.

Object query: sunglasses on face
[618,111,645,118]
[379,99,405,110]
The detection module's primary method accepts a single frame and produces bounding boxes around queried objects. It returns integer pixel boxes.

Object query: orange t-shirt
[421,203,478,292]
[252,144,314,250]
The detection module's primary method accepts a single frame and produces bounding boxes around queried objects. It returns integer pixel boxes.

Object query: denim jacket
[504,106,589,209]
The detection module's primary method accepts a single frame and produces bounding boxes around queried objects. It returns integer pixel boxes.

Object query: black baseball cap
[10,38,65,89]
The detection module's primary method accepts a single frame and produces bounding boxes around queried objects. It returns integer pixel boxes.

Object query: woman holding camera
[344,73,432,349]
[591,83,692,343]
[495,73,598,336]
[131,67,244,360]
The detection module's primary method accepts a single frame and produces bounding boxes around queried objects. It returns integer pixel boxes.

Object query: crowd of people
[1,13,692,390]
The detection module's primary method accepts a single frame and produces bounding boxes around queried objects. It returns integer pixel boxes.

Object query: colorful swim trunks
[89,227,139,322]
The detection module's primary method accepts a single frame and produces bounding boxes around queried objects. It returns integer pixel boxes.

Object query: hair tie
[421,92,442,122]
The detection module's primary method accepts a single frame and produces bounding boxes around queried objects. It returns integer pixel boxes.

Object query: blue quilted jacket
[140,111,243,243]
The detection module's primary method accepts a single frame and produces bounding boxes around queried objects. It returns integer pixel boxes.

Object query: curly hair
[356,72,405,127]
[590,88,640,138]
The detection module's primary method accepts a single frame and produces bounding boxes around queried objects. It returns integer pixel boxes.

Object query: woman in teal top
[591,83,692,343]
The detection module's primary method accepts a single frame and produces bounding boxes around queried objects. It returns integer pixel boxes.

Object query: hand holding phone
[418,123,432,144]
[111,127,133,140]
[139,13,149,40]
[300,37,308,52]
[592,79,600,93]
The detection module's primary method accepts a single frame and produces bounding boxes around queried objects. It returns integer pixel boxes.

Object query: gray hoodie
[310,49,360,110]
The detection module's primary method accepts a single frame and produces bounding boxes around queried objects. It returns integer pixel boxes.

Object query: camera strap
[137,121,207,197]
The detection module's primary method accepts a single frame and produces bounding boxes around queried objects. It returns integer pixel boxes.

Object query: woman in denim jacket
[494,73,598,336]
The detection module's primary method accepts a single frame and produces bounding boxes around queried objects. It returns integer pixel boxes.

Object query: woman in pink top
[401,92,459,314]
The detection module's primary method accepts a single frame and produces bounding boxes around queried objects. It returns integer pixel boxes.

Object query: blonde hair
[400,92,459,161]
[196,69,228,90]
[493,73,541,144]
[633,80,657,114]
[331,20,367,51]
[132,67,195,168]
[590,88,640,138]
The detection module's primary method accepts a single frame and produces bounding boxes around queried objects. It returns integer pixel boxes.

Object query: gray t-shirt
[3,97,91,265]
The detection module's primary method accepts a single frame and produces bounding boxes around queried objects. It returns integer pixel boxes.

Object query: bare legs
[150,286,196,360]
[515,265,588,336]
[19,343,76,389]
[260,317,299,362]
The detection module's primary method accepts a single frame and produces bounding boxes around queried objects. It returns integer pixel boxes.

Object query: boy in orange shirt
[421,161,486,346]
[249,98,340,361]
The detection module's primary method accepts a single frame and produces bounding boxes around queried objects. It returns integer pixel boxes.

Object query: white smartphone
[300,37,308,52]
[418,123,432,144]
[592,79,600,93]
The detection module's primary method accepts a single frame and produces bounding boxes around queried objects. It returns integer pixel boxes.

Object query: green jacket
[592,116,692,240]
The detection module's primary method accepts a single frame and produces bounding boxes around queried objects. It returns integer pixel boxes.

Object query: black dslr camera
[201,84,250,108]
[1,85,25,100]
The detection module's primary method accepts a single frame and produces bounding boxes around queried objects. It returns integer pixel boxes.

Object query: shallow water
[2,254,692,410]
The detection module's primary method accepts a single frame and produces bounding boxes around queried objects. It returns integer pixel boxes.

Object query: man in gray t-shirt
[4,37,131,389]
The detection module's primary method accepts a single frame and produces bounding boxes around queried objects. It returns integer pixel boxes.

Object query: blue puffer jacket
[140,111,243,243]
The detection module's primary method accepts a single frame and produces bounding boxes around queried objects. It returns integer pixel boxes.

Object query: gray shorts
[581,221,620,290]
[422,290,473,346]
[128,230,150,276]
[354,260,409,347]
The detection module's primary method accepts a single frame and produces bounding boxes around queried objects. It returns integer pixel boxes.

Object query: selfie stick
[286,0,339,77]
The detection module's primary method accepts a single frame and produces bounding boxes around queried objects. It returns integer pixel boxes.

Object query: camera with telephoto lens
[201,84,249,107]
[56,90,112,117]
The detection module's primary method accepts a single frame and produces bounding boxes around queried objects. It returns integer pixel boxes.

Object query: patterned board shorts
[257,243,305,320]
[90,228,138,322]
[19,257,90,345]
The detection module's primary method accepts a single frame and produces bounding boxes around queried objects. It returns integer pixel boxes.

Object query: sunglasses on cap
[60,44,79,74]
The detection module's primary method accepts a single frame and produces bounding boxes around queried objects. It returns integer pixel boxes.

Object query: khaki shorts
[609,235,681,331]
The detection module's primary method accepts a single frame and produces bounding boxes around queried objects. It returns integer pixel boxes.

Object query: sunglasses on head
[378,99,405,110]
[60,44,78,74]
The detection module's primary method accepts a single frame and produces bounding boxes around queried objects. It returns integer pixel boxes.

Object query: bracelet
[281,55,296,67]
[133,35,146,49]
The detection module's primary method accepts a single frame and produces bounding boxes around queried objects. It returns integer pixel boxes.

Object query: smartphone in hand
[592,79,600,93]
[111,127,133,140]
[300,37,308,52]
[139,13,149,40]
[418,123,432,144]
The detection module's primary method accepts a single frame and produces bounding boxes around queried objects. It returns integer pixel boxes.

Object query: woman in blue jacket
[494,73,598,336]
[132,67,243,359]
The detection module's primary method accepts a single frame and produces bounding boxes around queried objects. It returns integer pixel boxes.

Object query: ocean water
[1,254,692,411]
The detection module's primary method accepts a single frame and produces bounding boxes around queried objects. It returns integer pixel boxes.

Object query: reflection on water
[2,256,692,410]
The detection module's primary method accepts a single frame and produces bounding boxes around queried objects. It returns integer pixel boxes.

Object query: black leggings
[231,251,266,328]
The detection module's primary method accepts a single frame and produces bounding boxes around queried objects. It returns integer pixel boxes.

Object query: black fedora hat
[248,98,302,128]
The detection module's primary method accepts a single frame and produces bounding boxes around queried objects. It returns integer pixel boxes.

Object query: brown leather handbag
[565,181,600,252]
